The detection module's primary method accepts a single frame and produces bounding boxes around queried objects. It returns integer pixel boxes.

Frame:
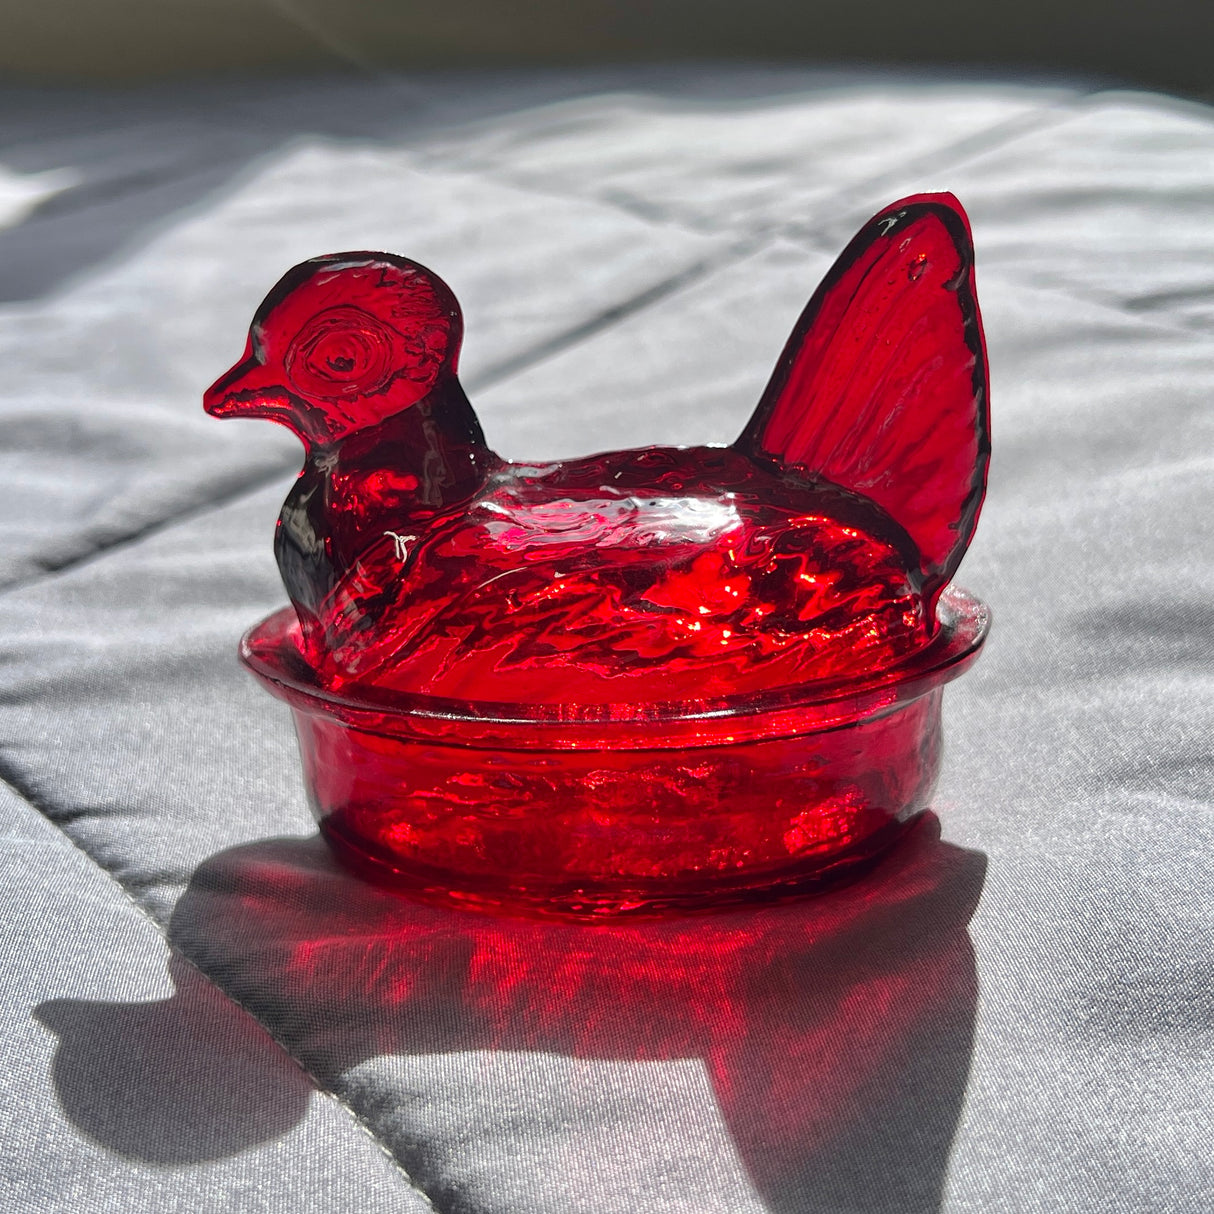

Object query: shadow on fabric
[37,813,984,1213]
[0,69,852,304]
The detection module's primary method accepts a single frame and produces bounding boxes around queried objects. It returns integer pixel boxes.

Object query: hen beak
[203,352,290,419]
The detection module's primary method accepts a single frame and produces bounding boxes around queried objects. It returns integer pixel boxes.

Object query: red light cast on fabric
[207,193,991,916]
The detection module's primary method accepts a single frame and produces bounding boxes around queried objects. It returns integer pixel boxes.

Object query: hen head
[204,253,462,449]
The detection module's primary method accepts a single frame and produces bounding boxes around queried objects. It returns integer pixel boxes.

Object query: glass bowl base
[320,811,918,920]
[242,587,989,920]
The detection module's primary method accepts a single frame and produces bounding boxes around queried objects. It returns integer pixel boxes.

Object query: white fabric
[0,68,1210,1212]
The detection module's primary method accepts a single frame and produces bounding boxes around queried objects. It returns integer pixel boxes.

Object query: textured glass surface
[206,192,991,915]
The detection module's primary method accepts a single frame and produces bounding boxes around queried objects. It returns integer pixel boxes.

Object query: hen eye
[286,306,396,399]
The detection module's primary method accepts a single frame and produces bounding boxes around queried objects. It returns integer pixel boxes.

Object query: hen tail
[735,193,990,601]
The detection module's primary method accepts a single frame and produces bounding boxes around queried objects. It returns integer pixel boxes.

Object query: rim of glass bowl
[240,585,989,751]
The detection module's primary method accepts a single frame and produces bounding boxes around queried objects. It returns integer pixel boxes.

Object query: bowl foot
[320,812,921,920]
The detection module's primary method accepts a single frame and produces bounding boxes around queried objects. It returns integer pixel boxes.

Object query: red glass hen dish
[207,192,990,917]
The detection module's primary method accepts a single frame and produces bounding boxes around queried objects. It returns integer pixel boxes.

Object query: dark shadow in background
[0,73,541,303]
[0,11,1209,299]
[37,814,985,1213]
[0,0,1210,98]
[0,66,1088,305]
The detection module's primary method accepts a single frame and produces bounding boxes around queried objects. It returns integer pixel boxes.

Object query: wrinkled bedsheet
[1,67,1211,1213]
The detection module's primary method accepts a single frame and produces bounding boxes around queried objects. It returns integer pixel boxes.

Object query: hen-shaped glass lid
[206,192,989,709]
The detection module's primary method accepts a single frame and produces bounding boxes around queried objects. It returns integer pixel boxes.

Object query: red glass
[206,192,991,916]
